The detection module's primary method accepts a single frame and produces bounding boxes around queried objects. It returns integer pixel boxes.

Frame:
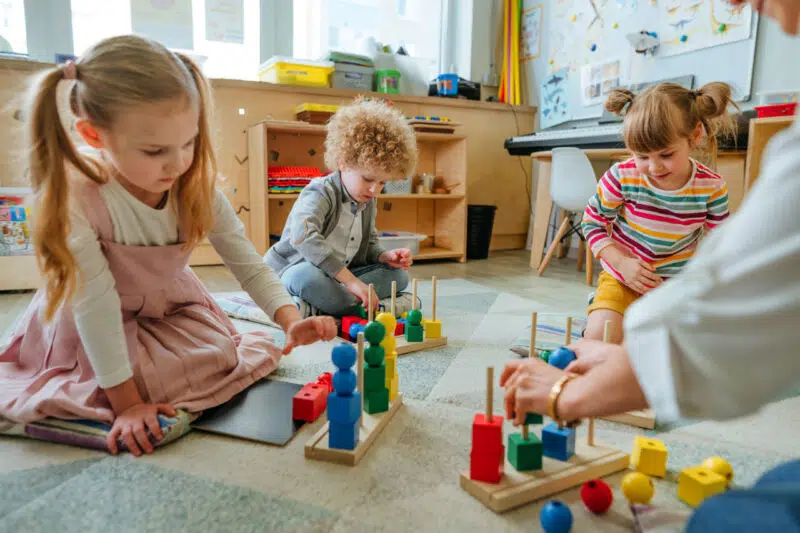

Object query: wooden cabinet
[246,120,468,262]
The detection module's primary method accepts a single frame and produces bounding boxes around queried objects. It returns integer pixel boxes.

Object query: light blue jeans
[280,262,409,316]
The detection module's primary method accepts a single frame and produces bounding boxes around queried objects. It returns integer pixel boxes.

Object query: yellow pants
[588,271,641,316]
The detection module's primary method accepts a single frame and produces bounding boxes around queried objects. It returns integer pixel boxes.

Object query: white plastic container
[377,231,427,254]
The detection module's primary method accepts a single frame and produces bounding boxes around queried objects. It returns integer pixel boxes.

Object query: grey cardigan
[264,172,385,277]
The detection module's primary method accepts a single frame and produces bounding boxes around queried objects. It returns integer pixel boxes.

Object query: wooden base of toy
[304,393,403,466]
[395,335,448,355]
[600,409,656,429]
[459,441,629,513]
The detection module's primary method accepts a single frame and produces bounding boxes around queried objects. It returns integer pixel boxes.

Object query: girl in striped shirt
[581,82,736,342]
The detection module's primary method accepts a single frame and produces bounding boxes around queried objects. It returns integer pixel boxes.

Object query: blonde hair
[25,35,217,320]
[605,82,738,163]
[324,99,418,179]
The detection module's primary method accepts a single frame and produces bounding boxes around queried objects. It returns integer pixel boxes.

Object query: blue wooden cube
[542,422,576,461]
[327,391,361,425]
[329,421,359,450]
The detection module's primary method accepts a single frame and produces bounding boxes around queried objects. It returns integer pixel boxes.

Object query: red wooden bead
[581,478,613,514]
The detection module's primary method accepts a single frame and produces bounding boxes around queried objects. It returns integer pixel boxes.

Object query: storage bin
[332,63,374,91]
[377,232,427,255]
[467,205,497,259]
[376,69,401,94]
[259,56,334,88]
[382,176,413,195]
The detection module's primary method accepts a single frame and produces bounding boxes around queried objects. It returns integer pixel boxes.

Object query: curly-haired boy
[264,99,418,317]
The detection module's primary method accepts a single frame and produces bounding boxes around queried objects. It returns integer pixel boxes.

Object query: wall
[0,59,535,252]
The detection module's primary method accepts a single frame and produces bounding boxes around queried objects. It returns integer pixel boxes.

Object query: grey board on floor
[193,379,306,446]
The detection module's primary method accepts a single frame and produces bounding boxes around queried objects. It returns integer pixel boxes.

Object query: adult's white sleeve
[207,189,295,320]
[624,121,800,422]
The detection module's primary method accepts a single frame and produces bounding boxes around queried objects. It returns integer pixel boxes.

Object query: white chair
[536,147,598,285]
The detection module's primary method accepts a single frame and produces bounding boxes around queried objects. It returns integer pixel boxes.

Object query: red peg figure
[581,478,613,514]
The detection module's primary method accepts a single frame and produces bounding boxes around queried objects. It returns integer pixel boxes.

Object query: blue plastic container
[436,73,458,96]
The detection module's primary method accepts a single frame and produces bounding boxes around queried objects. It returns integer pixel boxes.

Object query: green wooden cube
[364,388,389,414]
[508,433,543,471]
[405,324,424,343]
[524,412,543,425]
[363,364,386,392]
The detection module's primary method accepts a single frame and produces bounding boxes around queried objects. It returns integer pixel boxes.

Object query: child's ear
[75,120,104,149]
[690,122,703,148]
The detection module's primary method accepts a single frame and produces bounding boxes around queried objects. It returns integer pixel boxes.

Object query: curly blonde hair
[324,99,418,179]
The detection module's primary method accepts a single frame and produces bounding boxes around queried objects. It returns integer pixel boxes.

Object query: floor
[1,250,797,532]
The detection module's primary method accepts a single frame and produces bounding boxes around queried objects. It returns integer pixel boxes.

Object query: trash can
[467,205,497,260]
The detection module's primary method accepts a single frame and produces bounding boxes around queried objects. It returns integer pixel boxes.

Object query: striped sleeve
[582,165,624,257]
[704,180,730,231]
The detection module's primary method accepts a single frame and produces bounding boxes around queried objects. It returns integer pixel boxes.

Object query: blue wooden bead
[548,347,576,370]
[540,500,573,533]
[348,323,361,341]
[590,43,597,51]
[680,34,688,42]
[333,369,357,394]
[332,344,356,370]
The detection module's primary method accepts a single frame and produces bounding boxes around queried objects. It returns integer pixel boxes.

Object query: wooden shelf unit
[247,120,468,262]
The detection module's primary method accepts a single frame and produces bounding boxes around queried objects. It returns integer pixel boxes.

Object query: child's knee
[391,268,409,291]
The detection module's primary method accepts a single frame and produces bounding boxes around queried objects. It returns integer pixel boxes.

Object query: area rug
[0,278,796,533]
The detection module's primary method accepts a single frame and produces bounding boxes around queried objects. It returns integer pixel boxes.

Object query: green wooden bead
[356,303,367,319]
[407,309,423,326]
[364,345,385,366]
[364,321,386,344]
[539,350,551,363]
[525,412,543,425]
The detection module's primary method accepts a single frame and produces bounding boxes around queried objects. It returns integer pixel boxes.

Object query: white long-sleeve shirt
[625,118,800,422]
[68,177,294,389]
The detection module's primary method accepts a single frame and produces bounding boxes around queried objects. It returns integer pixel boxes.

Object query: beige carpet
[0,278,797,532]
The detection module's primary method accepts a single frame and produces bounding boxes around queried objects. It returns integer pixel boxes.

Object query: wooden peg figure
[405,279,424,343]
[470,366,505,483]
[424,276,443,339]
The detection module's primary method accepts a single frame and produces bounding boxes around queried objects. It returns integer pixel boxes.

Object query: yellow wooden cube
[631,436,668,477]
[678,466,727,507]
[385,352,397,380]
[381,334,396,355]
[424,319,442,339]
[388,374,399,400]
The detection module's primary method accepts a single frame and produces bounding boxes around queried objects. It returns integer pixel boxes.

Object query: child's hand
[379,248,413,269]
[107,403,176,456]
[346,281,380,313]
[283,316,338,355]
[618,256,662,294]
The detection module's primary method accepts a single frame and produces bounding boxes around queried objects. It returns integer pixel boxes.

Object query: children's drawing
[660,0,753,56]
[540,67,572,129]
[522,5,543,61]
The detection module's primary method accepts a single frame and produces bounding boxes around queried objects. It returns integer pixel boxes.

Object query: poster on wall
[540,67,572,129]
[206,0,244,44]
[131,0,194,50]
[580,58,622,106]
[659,0,753,57]
[521,5,543,61]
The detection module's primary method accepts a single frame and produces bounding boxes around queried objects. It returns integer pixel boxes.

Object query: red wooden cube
[292,383,327,422]
[472,413,504,454]
[470,446,505,484]
[394,321,404,336]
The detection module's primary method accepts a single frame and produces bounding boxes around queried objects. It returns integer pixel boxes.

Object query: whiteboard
[526,0,759,123]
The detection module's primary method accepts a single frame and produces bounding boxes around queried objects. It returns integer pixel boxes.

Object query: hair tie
[61,60,78,81]
[691,89,701,99]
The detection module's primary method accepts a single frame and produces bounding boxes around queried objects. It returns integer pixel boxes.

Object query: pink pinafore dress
[0,177,282,423]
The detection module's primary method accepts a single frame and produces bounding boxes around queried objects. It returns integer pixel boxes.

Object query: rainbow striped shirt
[582,158,729,284]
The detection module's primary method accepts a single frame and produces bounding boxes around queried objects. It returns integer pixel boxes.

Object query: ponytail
[26,66,103,320]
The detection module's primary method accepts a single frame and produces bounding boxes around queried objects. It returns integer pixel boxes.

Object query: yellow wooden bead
[702,456,734,486]
[621,472,654,504]
[571,14,577,22]
[376,312,396,337]
[613,22,619,28]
